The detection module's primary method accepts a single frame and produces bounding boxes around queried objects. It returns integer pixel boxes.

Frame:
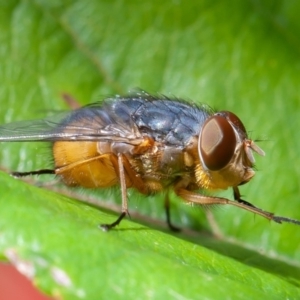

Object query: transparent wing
[0,105,143,144]
[0,113,70,141]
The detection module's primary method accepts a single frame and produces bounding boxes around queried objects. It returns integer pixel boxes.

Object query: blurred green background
[0,0,300,299]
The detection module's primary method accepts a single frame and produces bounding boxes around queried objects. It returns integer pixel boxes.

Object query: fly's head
[196,111,265,190]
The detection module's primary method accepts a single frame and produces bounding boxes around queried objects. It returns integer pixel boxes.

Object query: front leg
[175,188,277,222]
[233,186,255,208]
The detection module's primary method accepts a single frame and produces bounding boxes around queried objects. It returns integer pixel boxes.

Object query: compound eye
[217,111,247,138]
[199,115,236,171]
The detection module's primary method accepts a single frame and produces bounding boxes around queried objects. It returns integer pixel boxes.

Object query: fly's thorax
[196,111,264,190]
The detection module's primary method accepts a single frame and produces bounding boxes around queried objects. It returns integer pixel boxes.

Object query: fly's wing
[0,104,144,145]
[0,113,71,141]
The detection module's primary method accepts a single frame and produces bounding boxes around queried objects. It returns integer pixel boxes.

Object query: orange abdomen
[53,141,119,188]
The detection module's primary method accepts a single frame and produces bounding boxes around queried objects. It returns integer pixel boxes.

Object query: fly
[0,92,299,231]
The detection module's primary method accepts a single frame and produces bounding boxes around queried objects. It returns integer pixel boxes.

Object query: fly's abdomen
[53,140,119,188]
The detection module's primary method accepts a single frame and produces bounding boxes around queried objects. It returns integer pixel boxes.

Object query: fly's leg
[164,194,180,232]
[100,153,129,231]
[99,153,149,231]
[176,188,300,225]
[233,186,255,208]
[176,188,276,221]
[100,211,127,232]
[233,186,300,225]
[12,169,55,177]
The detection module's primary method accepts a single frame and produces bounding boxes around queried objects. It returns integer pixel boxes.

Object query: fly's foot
[99,212,127,231]
[167,222,181,232]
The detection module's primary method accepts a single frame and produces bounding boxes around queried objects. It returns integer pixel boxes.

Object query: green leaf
[0,0,300,299]
[0,172,299,299]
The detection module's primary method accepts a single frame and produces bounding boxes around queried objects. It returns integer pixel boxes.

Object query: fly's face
[197,111,265,190]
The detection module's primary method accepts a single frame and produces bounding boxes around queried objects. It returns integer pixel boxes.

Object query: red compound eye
[199,114,236,171]
[217,111,247,138]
